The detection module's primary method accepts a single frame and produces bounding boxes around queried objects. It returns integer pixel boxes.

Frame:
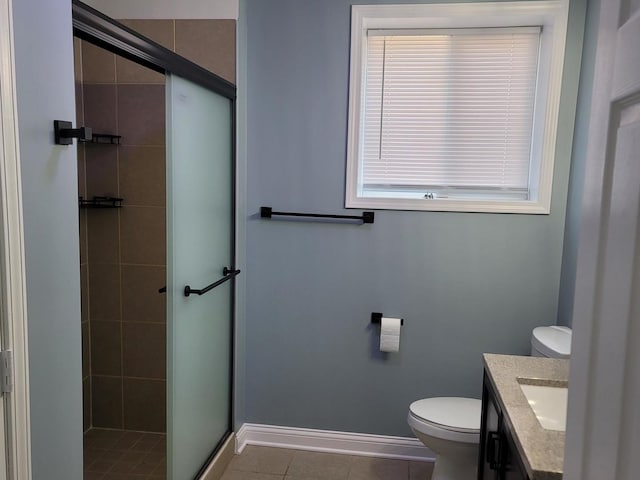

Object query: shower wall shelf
[79,196,124,209]
[81,133,122,145]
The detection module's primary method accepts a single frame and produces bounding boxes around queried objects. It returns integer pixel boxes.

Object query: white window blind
[361,27,541,199]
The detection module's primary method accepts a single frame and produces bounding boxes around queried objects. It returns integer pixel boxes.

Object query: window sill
[345,196,551,214]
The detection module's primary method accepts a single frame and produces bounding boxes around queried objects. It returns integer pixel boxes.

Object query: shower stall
[73,2,237,478]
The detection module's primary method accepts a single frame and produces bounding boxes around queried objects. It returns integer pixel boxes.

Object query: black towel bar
[260,206,374,224]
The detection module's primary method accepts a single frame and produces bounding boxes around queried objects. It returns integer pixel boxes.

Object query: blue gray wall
[557,0,600,328]
[13,0,83,477]
[244,0,586,436]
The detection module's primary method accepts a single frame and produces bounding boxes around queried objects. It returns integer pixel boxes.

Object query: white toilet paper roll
[380,317,401,352]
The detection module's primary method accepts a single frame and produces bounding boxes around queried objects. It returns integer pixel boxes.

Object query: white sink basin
[519,383,568,431]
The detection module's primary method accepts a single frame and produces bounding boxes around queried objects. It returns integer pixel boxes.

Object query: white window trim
[346,1,570,214]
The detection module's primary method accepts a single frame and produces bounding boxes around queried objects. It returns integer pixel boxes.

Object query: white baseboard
[235,423,435,462]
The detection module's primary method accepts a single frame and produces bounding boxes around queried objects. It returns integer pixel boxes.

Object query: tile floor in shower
[220,445,435,480]
[83,428,166,479]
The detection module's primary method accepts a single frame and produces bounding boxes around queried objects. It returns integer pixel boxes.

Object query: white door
[0,344,7,480]
[565,1,640,479]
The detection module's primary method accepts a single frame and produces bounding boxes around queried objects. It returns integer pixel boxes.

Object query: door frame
[0,0,32,477]
[564,0,640,478]
[72,1,238,476]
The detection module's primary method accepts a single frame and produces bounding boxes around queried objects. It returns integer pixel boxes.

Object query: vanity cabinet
[478,372,530,480]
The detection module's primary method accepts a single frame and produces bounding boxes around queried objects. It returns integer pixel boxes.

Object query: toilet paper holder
[371,312,404,326]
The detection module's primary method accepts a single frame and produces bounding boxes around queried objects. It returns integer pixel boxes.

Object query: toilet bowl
[408,325,572,479]
[408,397,481,480]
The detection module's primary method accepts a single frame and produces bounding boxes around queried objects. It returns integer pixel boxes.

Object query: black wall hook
[54,120,92,145]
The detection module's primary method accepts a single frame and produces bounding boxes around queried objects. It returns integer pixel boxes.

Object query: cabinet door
[502,428,529,480]
[479,372,530,480]
[479,375,501,480]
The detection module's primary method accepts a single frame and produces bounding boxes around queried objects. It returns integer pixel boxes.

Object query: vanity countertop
[483,353,569,480]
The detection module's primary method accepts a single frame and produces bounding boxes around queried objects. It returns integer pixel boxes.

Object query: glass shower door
[166,74,235,479]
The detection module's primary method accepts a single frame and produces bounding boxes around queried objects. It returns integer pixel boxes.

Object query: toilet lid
[409,397,481,432]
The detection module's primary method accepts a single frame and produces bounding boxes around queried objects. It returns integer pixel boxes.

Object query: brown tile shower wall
[119,19,237,84]
[75,19,236,434]
[77,37,168,434]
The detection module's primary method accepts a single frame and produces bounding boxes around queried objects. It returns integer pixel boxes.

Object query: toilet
[408,325,572,480]
[531,325,572,359]
[408,397,481,480]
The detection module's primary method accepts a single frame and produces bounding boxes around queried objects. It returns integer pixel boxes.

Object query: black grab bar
[184,267,241,297]
[157,267,241,297]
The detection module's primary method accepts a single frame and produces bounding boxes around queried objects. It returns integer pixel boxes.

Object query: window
[346,2,570,214]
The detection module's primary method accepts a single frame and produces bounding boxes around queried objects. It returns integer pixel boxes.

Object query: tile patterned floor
[85,432,433,480]
[221,446,435,480]
[83,428,166,480]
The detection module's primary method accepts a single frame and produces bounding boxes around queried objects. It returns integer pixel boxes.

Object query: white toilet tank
[531,326,572,359]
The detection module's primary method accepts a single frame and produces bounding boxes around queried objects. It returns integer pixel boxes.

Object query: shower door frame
[71,1,238,477]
